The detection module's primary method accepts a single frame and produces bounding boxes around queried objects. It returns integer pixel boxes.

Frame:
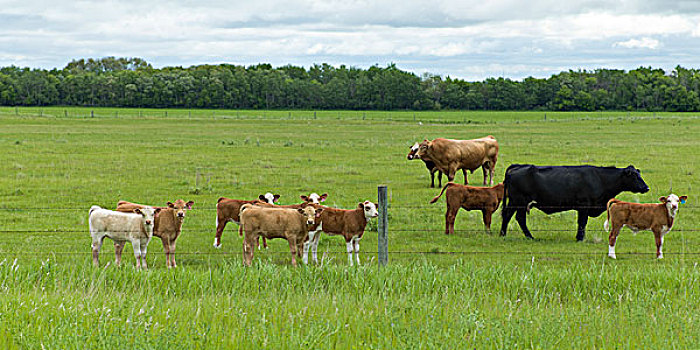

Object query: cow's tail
[429,183,451,204]
[500,169,512,216]
[603,198,620,232]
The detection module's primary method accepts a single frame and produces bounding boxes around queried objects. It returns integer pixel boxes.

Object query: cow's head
[297,204,324,226]
[660,194,687,217]
[167,199,194,219]
[358,201,379,220]
[134,207,160,229]
[622,166,649,193]
[407,142,420,160]
[301,193,327,204]
[259,193,280,204]
[415,140,433,160]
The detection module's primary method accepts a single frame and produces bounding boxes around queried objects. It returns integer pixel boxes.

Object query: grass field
[0,107,699,348]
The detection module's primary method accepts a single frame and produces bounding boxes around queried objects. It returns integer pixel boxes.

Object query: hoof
[608,254,616,259]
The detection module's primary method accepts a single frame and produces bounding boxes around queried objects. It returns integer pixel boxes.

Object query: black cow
[500,164,649,241]
[407,142,443,187]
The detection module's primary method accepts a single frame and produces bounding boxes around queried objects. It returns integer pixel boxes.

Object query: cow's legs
[139,241,149,269]
[114,241,126,266]
[311,230,322,264]
[445,206,459,235]
[352,237,361,266]
[214,216,228,248]
[654,229,663,259]
[303,230,321,264]
[608,223,622,259]
[515,209,534,239]
[576,210,588,241]
[131,240,142,269]
[437,170,443,187]
[482,210,493,233]
[462,169,468,185]
[288,238,298,267]
[242,233,256,266]
[482,164,489,186]
[161,238,171,268]
[91,235,105,267]
[169,240,178,268]
[500,206,516,236]
[446,167,456,182]
[430,169,436,188]
[346,238,354,266]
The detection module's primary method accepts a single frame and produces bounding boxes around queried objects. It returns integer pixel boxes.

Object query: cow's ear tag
[680,198,686,204]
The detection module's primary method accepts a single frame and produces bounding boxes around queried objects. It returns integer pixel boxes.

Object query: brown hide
[430,182,504,234]
[417,136,499,185]
[316,204,371,242]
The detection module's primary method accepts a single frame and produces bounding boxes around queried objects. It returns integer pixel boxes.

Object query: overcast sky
[2,0,700,80]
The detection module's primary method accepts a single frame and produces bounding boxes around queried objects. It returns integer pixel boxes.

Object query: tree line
[1,56,700,111]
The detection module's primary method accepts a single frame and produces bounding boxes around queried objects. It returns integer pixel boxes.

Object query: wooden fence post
[378,185,388,266]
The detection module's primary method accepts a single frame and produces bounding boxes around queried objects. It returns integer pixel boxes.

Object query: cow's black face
[624,166,650,193]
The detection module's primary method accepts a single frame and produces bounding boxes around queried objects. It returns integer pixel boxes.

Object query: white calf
[89,205,160,269]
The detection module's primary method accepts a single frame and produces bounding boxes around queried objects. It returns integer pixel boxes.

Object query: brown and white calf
[116,199,194,268]
[430,182,505,235]
[213,192,279,248]
[408,142,443,188]
[303,201,379,266]
[89,205,160,269]
[239,204,323,266]
[604,194,688,259]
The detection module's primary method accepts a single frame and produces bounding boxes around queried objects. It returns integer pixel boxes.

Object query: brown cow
[414,136,499,186]
[303,201,379,266]
[430,182,504,235]
[408,142,443,188]
[213,192,279,248]
[116,199,194,268]
[240,203,323,267]
[604,194,688,259]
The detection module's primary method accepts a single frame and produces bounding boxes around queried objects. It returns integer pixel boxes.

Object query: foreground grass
[0,108,698,348]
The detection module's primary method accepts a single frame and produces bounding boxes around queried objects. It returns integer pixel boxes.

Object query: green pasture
[0,108,698,348]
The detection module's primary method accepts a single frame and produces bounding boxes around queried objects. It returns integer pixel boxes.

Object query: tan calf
[430,182,504,235]
[604,194,688,259]
[240,204,323,267]
[116,199,193,268]
[213,192,279,248]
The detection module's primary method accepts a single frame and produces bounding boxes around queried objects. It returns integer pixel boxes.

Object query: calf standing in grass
[116,199,194,268]
[239,203,323,266]
[430,182,505,235]
[605,194,688,259]
[214,192,279,248]
[89,205,160,269]
[303,201,378,266]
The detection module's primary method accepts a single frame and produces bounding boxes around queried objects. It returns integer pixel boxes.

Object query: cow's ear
[659,196,667,203]
[154,208,162,214]
[315,208,324,217]
[185,201,194,209]
[374,202,379,209]
[134,208,143,216]
[300,195,309,201]
[358,202,364,209]
[319,193,328,202]
[167,202,175,208]
[259,195,266,201]
[297,208,305,214]
[680,196,688,203]
[273,194,280,202]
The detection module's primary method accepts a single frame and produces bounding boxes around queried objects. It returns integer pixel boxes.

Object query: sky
[2,0,700,80]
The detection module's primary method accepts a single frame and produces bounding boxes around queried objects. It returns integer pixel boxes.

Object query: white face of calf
[297,206,324,226]
[660,194,687,217]
[259,193,280,204]
[360,201,379,220]
[134,207,160,231]
[301,193,327,204]
[407,142,420,160]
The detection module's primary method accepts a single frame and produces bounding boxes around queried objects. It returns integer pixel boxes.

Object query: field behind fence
[0,108,698,348]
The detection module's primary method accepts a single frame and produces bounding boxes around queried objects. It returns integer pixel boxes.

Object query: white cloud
[613,37,661,49]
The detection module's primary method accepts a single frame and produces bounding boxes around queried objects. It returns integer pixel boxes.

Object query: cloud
[613,37,661,49]
[1,0,700,80]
